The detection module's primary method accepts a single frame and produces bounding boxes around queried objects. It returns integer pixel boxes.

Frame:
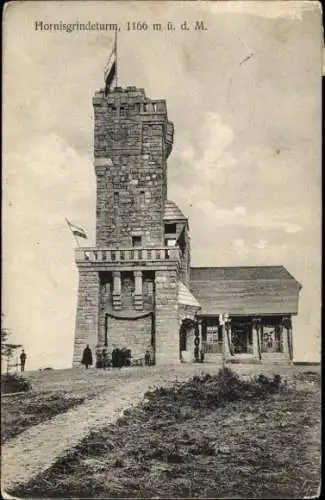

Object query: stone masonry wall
[106,315,152,359]
[97,271,155,348]
[96,155,165,247]
[73,269,100,366]
[155,269,180,364]
[93,88,172,248]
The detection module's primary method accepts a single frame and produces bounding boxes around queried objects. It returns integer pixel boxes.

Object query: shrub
[1,373,31,394]
[144,368,285,412]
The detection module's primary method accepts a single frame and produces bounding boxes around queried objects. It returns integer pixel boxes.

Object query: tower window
[165,239,176,247]
[164,223,177,234]
[139,191,145,206]
[132,236,142,247]
[114,192,119,206]
[112,106,117,117]
[120,106,126,117]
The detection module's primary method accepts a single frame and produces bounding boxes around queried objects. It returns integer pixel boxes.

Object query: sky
[3,1,322,370]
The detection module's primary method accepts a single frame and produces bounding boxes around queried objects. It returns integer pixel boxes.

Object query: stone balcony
[75,246,181,271]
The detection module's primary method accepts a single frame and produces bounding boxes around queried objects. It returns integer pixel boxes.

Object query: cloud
[256,239,267,249]
[229,237,288,263]
[285,225,302,233]
[231,238,250,258]
[234,206,247,216]
[194,200,302,234]
[178,112,236,178]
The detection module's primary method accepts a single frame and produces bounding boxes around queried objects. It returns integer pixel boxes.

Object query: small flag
[104,37,117,92]
[66,218,87,239]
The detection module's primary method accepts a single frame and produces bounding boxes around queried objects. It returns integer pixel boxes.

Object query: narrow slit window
[147,281,153,295]
[139,191,145,206]
[114,192,119,206]
[132,236,142,247]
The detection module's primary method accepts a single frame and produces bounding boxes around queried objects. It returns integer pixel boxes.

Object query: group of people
[81,343,155,369]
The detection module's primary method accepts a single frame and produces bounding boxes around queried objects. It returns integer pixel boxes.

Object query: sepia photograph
[2,1,321,498]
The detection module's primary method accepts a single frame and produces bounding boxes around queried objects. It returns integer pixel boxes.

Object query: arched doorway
[179,318,198,362]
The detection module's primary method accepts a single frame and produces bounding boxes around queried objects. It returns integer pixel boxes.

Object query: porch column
[197,320,202,349]
[134,270,143,310]
[112,271,121,310]
[220,314,231,360]
[224,314,232,357]
[282,317,293,361]
[252,318,262,361]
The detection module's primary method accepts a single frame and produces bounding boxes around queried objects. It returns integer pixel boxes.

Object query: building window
[164,223,176,234]
[146,281,153,295]
[114,192,119,206]
[165,239,176,247]
[202,321,222,354]
[139,191,145,206]
[132,236,142,247]
[112,106,117,117]
[120,106,126,117]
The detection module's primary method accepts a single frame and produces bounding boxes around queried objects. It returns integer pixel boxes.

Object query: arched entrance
[179,318,199,362]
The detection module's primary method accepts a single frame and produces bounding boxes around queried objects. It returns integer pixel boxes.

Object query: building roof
[178,281,201,308]
[164,200,187,221]
[190,266,302,316]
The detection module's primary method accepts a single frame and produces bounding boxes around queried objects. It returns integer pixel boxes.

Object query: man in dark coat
[81,345,93,369]
[20,349,27,372]
[111,346,120,368]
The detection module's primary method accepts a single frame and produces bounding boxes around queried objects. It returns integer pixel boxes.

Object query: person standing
[20,349,27,372]
[111,345,121,368]
[145,344,154,366]
[81,345,93,369]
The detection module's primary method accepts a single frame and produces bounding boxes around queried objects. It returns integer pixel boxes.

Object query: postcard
[2,1,321,498]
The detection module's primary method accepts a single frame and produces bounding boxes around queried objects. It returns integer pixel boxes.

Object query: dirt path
[1,367,204,493]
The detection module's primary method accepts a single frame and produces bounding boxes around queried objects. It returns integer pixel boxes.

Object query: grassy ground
[1,391,86,444]
[9,367,321,499]
[1,368,111,444]
[2,367,150,444]
[2,364,318,445]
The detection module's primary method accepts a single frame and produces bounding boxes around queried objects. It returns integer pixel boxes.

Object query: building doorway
[231,319,253,354]
[179,318,197,361]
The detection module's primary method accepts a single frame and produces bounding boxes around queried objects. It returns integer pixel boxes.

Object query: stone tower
[73,75,196,367]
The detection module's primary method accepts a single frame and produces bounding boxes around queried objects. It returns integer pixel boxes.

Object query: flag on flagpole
[104,32,117,92]
[66,218,87,239]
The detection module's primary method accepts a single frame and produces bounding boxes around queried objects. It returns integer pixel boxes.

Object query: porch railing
[261,339,282,353]
[75,246,181,263]
[202,341,223,354]
[232,344,254,355]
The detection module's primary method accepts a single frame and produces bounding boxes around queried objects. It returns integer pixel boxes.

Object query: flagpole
[65,217,80,248]
[115,28,118,87]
